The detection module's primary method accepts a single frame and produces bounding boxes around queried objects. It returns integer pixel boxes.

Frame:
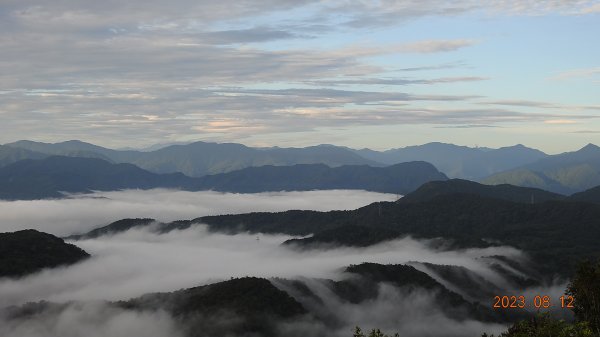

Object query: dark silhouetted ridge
[400,179,565,204]
[0,229,89,278]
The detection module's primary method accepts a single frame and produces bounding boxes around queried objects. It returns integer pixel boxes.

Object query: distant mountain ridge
[483,143,600,194]
[5,140,381,177]
[4,140,551,180]
[354,142,548,179]
[0,156,447,200]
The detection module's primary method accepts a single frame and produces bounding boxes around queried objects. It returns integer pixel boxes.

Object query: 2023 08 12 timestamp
[493,295,574,309]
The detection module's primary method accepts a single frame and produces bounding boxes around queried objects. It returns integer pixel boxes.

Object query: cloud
[544,119,577,124]
[570,130,600,134]
[0,189,397,236]
[305,76,489,86]
[0,1,596,148]
[0,189,563,336]
[330,1,599,28]
[549,67,600,81]
[434,124,500,129]
[276,281,508,337]
[0,225,525,323]
[0,219,553,337]
[579,3,600,14]
[0,303,183,337]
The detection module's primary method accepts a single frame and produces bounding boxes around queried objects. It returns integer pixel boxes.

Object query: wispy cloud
[549,67,600,81]
[544,119,578,124]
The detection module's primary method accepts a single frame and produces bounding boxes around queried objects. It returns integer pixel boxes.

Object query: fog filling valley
[0,190,566,337]
[0,189,398,235]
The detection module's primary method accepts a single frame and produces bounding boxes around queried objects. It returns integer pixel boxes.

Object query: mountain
[119,277,307,337]
[65,218,158,240]
[0,229,89,278]
[5,140,381,177]
[354,142,547,179]
[0,156,195,200]
[0,156,446,200]
[76,178,598,277]
[570,185,600,204]
[197,194,600,277]
[399,179,565,204]
[195,161,447,194]
[282,225,402,248]
[0,145,46,167]
[483,144,600,194]
[3,263,522,337]
[5,140,117,162]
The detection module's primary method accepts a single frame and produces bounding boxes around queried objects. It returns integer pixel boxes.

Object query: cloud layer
[0,189,397,236]
[0,189,570,336]
[1,1,598,148]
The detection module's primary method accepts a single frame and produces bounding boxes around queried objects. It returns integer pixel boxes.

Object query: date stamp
[493,295,574,309]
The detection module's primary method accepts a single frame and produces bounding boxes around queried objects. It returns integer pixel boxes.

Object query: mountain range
[69,179,600,277]
[0,140,550,179]
[2,140,379,177]
[3,140,600,194]
[483,143,600,194]
[0,156,446,200]
[354,142,548,180]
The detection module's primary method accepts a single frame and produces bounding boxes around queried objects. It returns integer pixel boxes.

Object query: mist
[0,224,526,307]
[0,224,522,336]
[0,190,559,336]
[0,303,183,337]
[275,282,508,337]
[0,189,397,236]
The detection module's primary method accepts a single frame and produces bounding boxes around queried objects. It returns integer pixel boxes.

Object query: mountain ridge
[0,156,447,200]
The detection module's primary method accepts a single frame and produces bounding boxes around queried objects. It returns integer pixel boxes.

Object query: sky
[1,1,599,153]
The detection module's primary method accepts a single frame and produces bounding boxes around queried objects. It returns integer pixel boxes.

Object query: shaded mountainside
[65,218,195,240]
[3,277,307,337]
[3,263,530,337]
[119,277,306,337]
[570,185,600,204]
[65,218,159,240]
[6,140,381,177]
[400,179,565,204]
[197,191,600,276]
[355,143,547,180]
[0,230,89,278]
[0,156,446,200]
[0,156,195,200]
[0,145,46,167]
[195,161,446,194]
[283,225,402,248]
[277,262,525,325]
[74,180,600,277]
[483,143,600,194]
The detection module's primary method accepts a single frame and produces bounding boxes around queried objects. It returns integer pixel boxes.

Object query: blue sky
[0,1,599,153]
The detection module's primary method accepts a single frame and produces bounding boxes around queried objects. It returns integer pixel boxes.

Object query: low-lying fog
[0,225,526,307]
[0,190,567,337]
[0,189,398,235]
[1,225,521,337]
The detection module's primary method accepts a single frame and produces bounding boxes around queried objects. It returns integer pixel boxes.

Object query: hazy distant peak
[579,143,600,152]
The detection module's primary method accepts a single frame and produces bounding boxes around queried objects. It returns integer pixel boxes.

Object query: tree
[567,260,600,336]
[353,326,400,337]
[481,313,593,337]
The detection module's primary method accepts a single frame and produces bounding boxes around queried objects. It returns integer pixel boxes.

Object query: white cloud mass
[0,189,398,236]
[0,190,568,337]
